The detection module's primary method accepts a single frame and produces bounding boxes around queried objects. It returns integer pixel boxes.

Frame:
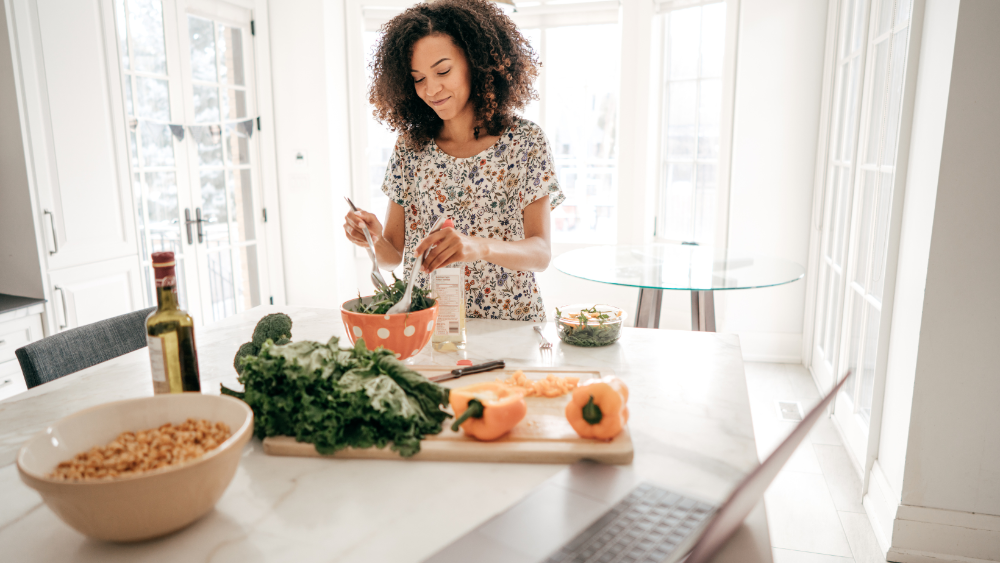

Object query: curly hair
[368,0,540,149]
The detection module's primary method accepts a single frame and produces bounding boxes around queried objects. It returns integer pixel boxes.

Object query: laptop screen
[683,372,850,563]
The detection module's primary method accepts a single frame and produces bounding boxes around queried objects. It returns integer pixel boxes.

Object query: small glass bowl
[554,304,627,347]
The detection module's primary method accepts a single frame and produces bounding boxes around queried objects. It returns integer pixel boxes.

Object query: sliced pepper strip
[565,376,629,440]
[449,382,527,441]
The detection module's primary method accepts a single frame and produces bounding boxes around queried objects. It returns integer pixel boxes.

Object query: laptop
[425,372,850,563]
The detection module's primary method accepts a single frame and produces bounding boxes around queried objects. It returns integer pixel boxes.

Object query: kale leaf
[223,336,450,457]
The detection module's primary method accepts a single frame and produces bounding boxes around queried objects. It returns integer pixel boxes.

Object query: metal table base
[635,288,716,332]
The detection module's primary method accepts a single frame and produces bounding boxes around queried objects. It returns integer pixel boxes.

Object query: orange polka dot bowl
[340,297,439,360]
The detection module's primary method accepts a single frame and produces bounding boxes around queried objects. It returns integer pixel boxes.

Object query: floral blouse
[381,117,565,322]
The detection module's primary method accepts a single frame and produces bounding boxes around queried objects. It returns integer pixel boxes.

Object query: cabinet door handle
[0,379,12,389]
[0,339,6,346]
[44,209,59,255]
[55,286,68,329]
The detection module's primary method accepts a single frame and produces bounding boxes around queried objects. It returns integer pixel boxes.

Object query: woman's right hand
[343,209,384,248]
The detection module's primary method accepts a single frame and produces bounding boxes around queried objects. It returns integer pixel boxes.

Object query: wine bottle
[146,251,201,393]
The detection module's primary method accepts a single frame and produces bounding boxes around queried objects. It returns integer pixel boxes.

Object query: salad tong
[345,197,389,292]
[387,215,449,314]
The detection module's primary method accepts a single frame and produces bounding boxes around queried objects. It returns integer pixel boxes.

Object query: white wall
[902,0,1000,516]
[0,0,43,298]
[720,0,828,360]
[268,0,357,309]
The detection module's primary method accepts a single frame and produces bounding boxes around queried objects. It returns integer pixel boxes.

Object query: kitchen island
[0,306,772,562]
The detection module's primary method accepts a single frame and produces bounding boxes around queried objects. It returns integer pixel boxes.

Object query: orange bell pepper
[450,382,527,441]
[565,376,629,440]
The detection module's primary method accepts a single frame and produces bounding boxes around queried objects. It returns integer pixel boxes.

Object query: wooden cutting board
[262,365,633,464]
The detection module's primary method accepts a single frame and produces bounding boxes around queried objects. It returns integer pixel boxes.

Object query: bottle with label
[431,265,467,351]
[146,252,201,393]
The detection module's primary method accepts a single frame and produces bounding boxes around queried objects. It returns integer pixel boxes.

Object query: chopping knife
[428,360,506,382]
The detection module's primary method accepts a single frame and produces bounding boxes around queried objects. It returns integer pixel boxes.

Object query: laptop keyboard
[543,483,716,563]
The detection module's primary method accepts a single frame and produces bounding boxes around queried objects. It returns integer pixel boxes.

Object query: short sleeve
[521,123,566,210]
[381,136,408,207]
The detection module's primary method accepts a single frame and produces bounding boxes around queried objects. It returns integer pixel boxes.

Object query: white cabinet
[11,0,136,272]
[48,258,144,330]
[0,303,44,400]
[3,0,145,333]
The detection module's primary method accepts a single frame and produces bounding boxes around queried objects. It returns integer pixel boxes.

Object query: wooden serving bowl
[341,297,439,360]
[17,394,253,542]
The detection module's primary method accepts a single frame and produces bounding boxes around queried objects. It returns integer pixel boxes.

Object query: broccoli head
[234,341,257,375]
[252,313,293,348]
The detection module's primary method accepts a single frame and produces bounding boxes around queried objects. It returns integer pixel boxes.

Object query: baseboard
[864,460,898,555]
[736,332,802,363]
[865,462,1000,562]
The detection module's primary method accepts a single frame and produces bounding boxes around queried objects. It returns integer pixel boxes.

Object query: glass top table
[553,244,805,331]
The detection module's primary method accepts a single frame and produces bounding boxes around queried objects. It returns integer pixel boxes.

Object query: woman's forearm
[476,235,551,272]
[375,237,403,269]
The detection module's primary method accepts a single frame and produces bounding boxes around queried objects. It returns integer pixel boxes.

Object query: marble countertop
[0,306,771,562]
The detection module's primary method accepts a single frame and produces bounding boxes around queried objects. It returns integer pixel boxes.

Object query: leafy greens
[221,336,450,457]
[352,273,434,314]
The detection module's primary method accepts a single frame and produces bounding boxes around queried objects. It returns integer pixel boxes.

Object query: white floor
[743,362,885,563]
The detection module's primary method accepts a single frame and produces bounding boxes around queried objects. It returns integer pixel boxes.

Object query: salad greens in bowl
[554,304,626,347]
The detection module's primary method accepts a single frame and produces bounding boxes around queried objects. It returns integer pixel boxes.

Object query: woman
[343,0,564,321]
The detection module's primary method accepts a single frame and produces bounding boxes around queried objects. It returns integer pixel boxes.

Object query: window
[653,0,734,246]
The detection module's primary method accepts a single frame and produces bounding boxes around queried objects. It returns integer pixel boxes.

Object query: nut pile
[48,419,231,481]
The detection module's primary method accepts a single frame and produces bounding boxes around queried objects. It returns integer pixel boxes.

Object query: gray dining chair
[15,307,156,389]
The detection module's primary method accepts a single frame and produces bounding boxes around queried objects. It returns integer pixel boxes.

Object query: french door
[810,0,915,468]
[115,0,268,324]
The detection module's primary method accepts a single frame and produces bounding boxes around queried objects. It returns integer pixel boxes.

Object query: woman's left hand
[415,227,487,273]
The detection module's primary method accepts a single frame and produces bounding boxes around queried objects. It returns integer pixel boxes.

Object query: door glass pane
[199,169,229,246]
[228,169,256,242]
[669,8,700,79]
[843,290,864,398]
[864,40,889,165]
[124,78,134,117]
[235,245,261,311]
[871,172,893,302]
[217,25,245,87]
[221,89,248,119]
[853,171,876,286]
[127,0,167,74]
[136,76,170,121]
[140,122,175,166]
[188,16,217,82]
[224,124,250,165]
[115,0,129,70]
[859,300,880,421]
[206,250,236,320]
[193,85,221,122]
[193,125,223,166]
[896,0,913,25]
[882,30,908,167]
[145,171,181,254]
[661,162,694,240]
